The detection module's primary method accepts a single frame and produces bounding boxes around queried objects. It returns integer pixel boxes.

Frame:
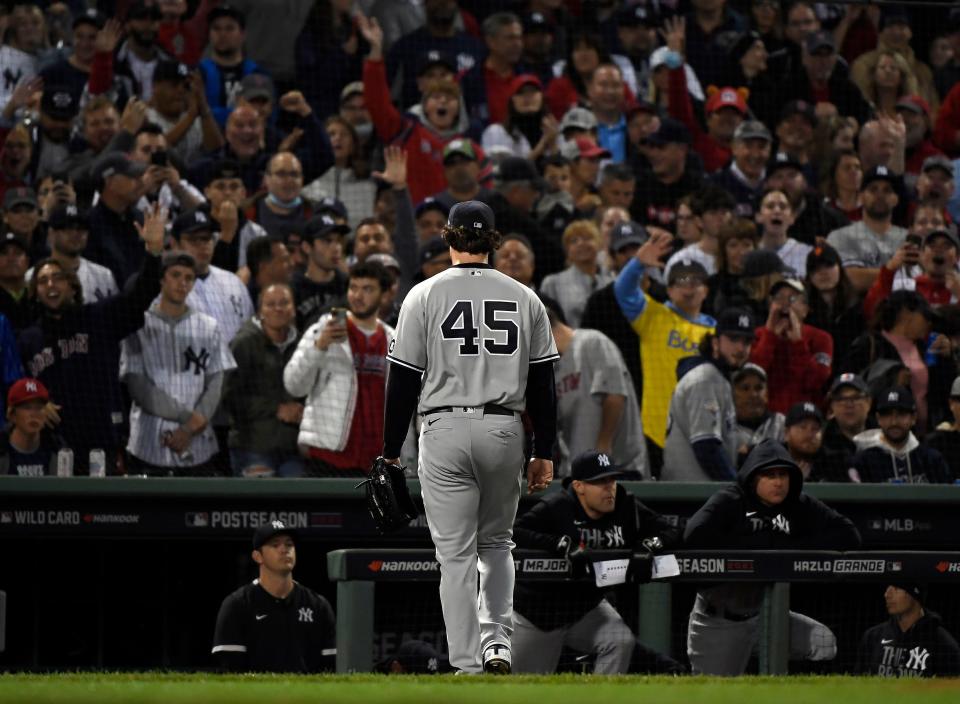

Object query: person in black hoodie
[849,386,953,484]
[684,439,861,675]
[856,583,960,677]
[18,206,166,475]
[511,450,682,674]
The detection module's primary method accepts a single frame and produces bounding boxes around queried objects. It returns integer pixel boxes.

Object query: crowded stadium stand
[2,0,960,678]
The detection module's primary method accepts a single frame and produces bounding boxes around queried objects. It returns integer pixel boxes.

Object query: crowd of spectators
[0,0,959,482]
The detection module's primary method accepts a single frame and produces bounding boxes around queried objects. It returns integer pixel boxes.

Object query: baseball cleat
[483,644,511,674]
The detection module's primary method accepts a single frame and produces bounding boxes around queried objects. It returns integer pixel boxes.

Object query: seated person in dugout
[683,439,861,675]
[211,521,335,672]
[511,450,682,674]
[857,583,960,678]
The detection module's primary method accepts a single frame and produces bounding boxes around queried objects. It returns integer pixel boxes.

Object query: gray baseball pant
[687,593,837,675]
[512,599,636,674]
[417,407,525,674]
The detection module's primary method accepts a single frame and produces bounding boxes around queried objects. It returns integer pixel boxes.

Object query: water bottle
[56,449,74,477]
[89,449,106,478]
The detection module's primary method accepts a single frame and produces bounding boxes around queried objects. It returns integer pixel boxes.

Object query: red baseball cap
[509,73,542,96]
[573,136,611,160]
[7,378,49,408]
[895,94,931,118]
[705,87,748,115]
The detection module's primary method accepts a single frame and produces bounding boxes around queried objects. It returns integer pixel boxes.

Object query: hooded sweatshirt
[684,439,861,613]
[849,429,953,484]
[856,610,960,677]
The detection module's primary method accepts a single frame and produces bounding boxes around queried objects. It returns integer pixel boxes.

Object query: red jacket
[667,67,730,174]
[750,325,834,413]
[363,58,481,204]
[905,139,944,176]
[934,82,960,158]
[864,266,954,319]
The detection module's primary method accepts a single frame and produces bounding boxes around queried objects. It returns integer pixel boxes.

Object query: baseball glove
[356,457,419,533]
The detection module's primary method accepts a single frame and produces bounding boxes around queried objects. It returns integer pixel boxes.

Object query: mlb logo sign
[1,511,11,524]
[185,512,209,528]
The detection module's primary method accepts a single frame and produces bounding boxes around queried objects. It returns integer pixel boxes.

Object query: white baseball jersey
[121,307,236,466]
[27,258,119,302]
[186,266,254,342]
[388,264,559,413]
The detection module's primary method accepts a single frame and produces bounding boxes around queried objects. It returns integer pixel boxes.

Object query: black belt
[424,404,515,417]
[702,603,757,622]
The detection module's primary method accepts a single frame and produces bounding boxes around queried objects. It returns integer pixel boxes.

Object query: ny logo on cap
[739,315,750,328]
[532,12,544,21]
[622,226,632,234]
[322,215,335,225]
[804,403,815,413]
[428,50,440,61]
[888,392,899,402]
[25,381,37,393]
[66,205,77,216]
[877,166,889,176]
[598,453,610,467]
[195,211,207,223]
[271,520,286,530]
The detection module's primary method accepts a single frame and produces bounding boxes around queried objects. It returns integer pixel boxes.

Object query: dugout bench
[327,548,960,675]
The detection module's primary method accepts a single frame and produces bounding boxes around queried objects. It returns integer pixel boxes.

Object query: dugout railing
[2,479,960,670]
[327,548,960,674]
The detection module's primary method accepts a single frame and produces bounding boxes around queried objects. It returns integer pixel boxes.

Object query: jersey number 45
[441,300,519,356]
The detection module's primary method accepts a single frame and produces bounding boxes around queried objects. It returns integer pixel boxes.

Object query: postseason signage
[333,550,960,583]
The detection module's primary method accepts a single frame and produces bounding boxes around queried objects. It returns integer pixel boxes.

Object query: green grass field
[1,673,959,704]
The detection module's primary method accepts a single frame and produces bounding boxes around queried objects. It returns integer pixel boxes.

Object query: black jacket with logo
[513,483,681,630]
[856,611,960,678]
[684,440,862,550]
[684,440,861,615]
[212,579,335,672]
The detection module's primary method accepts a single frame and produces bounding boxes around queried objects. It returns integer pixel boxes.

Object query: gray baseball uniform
[663,360,738,481]
[121,307,236,467]
[554,329,647,478]
[387,263,558,674]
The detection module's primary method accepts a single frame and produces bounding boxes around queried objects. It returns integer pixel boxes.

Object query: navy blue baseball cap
[153,60,190,84]
[252,520,298,551]
[876,385,916,413]
[645,117,691,146]
[419,236,449,265]
[610,221,647,252]
[172,209,218,240]
[208,4,246,29]
[415,196,449,219]
[716,307,755,340]
[563,451,631,487]
[417,49,457,77]
[303,214,350,242]
[315,196,349,220]
[448,200,495,233]
[785,401,824,428]
[48,203,90,230]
